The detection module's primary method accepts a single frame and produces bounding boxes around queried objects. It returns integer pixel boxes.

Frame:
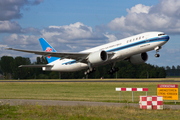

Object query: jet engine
[88,50,108,64]
[129,52,148,64]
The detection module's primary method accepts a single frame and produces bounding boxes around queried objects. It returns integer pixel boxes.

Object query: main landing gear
[154,46,161,58]
[84,68,96,75]
[84,63,96,75]
[108,62,119,74]
[108,67,119,74]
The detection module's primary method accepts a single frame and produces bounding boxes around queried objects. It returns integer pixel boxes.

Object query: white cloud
[0,21,21,33]
[42,22,93,40]
[150,0,180,18]
[0,0,44,34]
[127,4,151,14]
[1,22,111,55]
[0,0,28,20]
[41,22,109,52]
[2,34,39,49]
[108,0,180,35]
[103,33,117,42]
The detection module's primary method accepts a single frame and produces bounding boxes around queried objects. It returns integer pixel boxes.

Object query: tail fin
[39,38,59,63]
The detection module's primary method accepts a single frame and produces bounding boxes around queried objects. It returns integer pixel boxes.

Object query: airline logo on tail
[45,47,53,58]
[39,38,60,63]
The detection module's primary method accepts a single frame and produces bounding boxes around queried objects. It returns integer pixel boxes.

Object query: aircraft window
[136,38,138,40]
[139,37,141,39]
[158,34,166,36]
[142,36,144,38]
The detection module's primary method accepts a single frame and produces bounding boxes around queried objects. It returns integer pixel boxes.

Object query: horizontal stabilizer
[19,64,53,68]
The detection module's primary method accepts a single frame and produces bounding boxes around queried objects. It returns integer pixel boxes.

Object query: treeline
[0,56,167,79]
[166,65,180,77]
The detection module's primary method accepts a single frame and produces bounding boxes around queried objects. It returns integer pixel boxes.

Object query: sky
[0,0,180,67]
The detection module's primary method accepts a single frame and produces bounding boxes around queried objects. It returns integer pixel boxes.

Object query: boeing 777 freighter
[6,32,169,75]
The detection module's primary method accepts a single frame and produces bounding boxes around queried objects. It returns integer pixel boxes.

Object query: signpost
[157,84,178,104]
[116,88,148,102]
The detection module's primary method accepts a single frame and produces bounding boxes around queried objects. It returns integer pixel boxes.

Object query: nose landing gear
[155,53,160,57]
[154,46,161,58]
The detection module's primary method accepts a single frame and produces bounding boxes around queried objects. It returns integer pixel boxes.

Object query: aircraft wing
[6,48,114,62]
[19,64,54,68]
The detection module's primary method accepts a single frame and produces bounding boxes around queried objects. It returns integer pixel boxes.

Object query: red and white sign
[157,84,178,88]
[139,96,163,110]
[45,47,53,59]
[116,88,148,91]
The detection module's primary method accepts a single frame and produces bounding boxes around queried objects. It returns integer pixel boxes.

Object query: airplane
[6,31,169,75]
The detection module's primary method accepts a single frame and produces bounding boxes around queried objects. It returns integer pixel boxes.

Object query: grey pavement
[0,99,180,110]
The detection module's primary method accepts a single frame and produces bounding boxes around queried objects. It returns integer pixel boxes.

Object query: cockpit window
[158,33,166,36]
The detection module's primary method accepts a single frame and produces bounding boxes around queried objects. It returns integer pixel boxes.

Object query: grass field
[0,79,180,103]
[1,104,180,120]
[0,79,180,119]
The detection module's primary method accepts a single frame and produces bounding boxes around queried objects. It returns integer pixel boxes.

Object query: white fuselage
[42,32,169,72]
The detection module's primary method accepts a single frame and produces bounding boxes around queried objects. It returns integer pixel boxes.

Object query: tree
[11,56,32,79]
[172,65,176,76]
[1,56,14,79]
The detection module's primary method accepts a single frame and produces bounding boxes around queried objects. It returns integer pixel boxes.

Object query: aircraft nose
[161,35,170,42]
[166,35,170,41]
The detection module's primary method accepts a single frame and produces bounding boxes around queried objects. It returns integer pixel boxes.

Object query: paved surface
[0,80,179,82]
[0,99,180,110]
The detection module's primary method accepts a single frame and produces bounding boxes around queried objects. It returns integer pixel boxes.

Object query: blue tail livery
[39,38,59,63]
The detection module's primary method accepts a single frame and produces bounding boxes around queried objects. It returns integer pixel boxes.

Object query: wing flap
[6,48,90,61]
[19,64,54,68]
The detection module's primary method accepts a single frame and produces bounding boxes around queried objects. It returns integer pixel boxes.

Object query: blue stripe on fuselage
[106,35,169,52]
[62,60,76,65]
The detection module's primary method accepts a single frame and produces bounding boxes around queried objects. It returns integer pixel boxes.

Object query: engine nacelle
[88,50,108,64]
[129,52,148,64]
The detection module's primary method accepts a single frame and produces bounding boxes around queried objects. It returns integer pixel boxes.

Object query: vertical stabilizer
[39,38,59,63]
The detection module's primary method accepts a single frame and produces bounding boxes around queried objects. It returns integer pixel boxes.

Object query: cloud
[127,4,151,14]
[0,20,41,34]
[107,0,180,35]
[1,22,110,53]
[0,34,41,61]
[0,21,22,33]
[2,34,39,48]
[42,22,94,40]
[21,27,41,34]
[0,0,44,34]
[0,0,29,20]
[32,0,44,5]
[41,22,109,52]
[103,33,117,42]
[150,0,180,18]
[0,0,44,20]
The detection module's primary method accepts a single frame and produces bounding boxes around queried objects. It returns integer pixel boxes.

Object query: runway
[0,80,179,82]
[0,99,179,110]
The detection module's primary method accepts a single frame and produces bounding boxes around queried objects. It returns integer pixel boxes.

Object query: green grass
[1,79,180,119]
[1,104,180,120]
[0,79,180,103]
